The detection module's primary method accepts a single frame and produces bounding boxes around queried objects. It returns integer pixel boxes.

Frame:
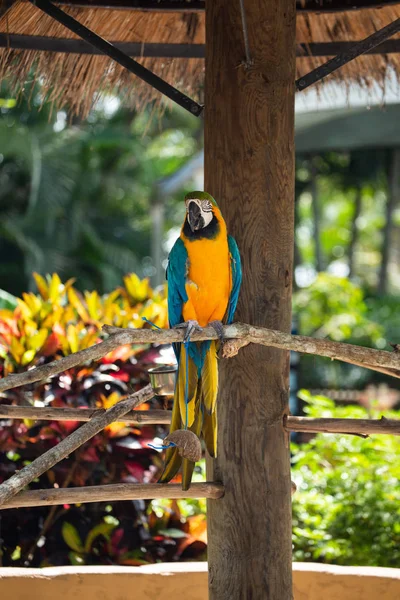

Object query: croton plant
[0,274,207,567]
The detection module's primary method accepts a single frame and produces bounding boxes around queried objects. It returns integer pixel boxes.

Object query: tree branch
[0,406,171,425]
[0,482,225,509]
[1,323,400,394]
[0,384,153,507]
[2,405,399,438]
[285,415,400,437]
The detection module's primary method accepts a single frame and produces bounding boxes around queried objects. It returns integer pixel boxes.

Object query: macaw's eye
[201,200,212,212]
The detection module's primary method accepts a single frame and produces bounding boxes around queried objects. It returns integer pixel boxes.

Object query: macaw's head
[183,191,223,239]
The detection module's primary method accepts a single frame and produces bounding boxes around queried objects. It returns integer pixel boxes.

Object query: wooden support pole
[205,0,296,598]
[0,482,224,510]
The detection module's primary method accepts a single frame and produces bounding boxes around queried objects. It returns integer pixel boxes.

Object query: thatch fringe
[0,1,399,116]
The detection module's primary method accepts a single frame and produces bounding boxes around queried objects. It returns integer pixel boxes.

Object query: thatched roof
[1,0,400,116]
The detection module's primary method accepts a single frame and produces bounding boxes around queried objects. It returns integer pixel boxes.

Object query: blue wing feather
[226,235,242,324]
[166,237,188,329]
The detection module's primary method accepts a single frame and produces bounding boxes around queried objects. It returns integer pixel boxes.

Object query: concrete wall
[1,562,400,600]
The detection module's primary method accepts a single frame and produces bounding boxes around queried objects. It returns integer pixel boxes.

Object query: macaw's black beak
[188,202,204,232]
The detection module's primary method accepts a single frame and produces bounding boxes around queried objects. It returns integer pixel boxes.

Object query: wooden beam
[205,0,295,598]
[2,406,400,438]
[296,17,400,91]
[297,40,400,57]
[297,0,400,11]
[0,34,206,57]
[29,0,203,116]
[285,416,400,436]
[54,0,205,11]
[24,0,400,13]
[0,405,171,424]
[0,482,225,509]
[2,35,400,58]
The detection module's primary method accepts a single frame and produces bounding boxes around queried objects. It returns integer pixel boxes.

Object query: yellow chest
[181,233,231,327]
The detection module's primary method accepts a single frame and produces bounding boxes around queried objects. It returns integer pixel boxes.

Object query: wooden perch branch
[0,405,171,425]
[1,405,398,438]
[0,482,225,509]
[1,403,399,438]
[0,384,153,507]
[1,323,400,394]
[285,415,400,437]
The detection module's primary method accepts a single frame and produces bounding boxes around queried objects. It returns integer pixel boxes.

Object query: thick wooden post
[205,1,296,599]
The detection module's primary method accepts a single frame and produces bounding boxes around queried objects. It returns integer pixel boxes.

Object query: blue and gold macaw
[159,191,242,490]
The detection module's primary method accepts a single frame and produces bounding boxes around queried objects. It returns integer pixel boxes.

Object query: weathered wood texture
[0,405,171,424]
[0,385,153,507]
[2,405,399,437]
[205,0,296,598]
[0,482,224,509]
[285,416,400,436]
[2,406,399,437]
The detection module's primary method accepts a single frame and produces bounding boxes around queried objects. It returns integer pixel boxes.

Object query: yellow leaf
[100,392,121,410]
[66,324,79,354]
[104,289,121,308]
[84,291,101,321]
[64,278,76,291]
[33,272,49,300]
[124,273,140,299]
[16,299,32,320]
[21,349,36,366]
[10,337,25,363]
[22,292,42,316]
[28,328,48,352]
[23,319,39,337]
[62,305,76,325]
[68,288,90,322]
[102,303,115,325]
[48,273,62,303]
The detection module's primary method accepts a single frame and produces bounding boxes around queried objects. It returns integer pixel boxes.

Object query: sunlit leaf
[33,272,49,300]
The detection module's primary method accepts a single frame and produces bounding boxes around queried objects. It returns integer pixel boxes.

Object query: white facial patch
[186,198,214,228]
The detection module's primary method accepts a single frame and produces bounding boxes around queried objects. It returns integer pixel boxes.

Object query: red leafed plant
[0,274,207,567]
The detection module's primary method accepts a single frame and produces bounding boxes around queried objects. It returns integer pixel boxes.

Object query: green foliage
[0,273,210,568]
[292,391,400,566]
[295,150,389,287]
[293,273,386,388]
[0,79,202,296]
[293,273,383,344]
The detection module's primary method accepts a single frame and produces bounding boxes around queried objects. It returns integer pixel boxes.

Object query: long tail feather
[178,347,198,427]
[202,408,217,458]
[158,389,183,484]
[182,387,203,490]
[201,340,218,414]
[159,341,219,489]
